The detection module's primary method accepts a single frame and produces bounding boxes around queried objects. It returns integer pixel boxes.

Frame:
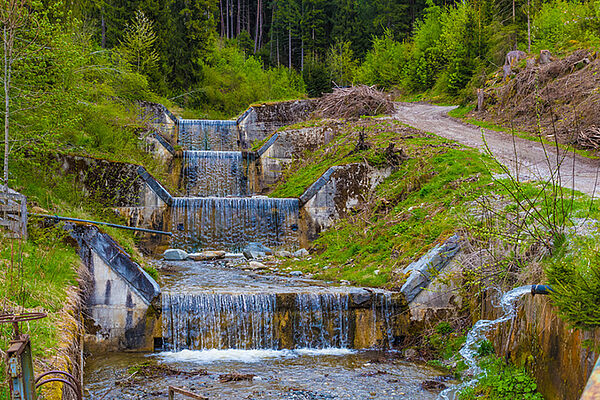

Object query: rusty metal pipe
[35,371,81,398]
[36,378,81,399]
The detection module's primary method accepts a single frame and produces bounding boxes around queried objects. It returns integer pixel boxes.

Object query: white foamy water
[156,348,355,364]
[438,285,531,400]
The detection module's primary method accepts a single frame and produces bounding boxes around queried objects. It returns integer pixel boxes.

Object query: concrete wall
[299,163,394,245]
[485,293,600,400]
[407,246,600,400]
[253,123,337,190]
[70,224,161,352]
[238,100,316,150]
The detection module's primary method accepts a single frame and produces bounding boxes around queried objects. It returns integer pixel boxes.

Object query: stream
[84,260,446,399]
[83,118,446,399]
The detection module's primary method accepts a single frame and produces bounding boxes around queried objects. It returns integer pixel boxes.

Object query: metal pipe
[35,371,81,398]
[531,284,554,295]
[36,378,81,399]
[29,213,173,236]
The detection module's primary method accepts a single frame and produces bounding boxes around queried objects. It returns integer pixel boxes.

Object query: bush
[303,58,332,97]
[187,41,305,117]
[546,235,600,328]
[532,0,600,52]
[354,29,411,89]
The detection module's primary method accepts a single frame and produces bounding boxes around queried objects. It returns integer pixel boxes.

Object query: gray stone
[244,242,273,255]
[294,248,310,258]
[289,271,303,276]
[350,289,372,306]
[400,234,461,303]
[276,250,293,257]
[189,250,226,261]
[163,249,189,261]
[248,261,267,270]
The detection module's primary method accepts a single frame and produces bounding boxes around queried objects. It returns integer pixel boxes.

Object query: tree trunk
[237,0,241,35]
[527,0,531,52]
[257,4,263,51]
[254,0,260,53]
[101,9,106,48]
[219,0,225,37]
[3,27,10,192]
[226,0,230,39]
[288,27,292,68]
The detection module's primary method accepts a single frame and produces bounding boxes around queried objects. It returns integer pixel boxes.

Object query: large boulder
[163,249,189,261]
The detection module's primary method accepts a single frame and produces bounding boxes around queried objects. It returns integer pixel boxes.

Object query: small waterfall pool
[84,260,446,399]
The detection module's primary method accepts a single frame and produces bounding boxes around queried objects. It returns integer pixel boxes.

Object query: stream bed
[84,260,447,399]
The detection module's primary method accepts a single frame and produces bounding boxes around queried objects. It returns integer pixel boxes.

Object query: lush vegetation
[0,228,80,399]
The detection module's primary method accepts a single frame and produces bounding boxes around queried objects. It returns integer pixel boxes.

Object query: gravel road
[393,102,600,197]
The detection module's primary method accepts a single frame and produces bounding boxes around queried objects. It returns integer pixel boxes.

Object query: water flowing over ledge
[156,348,356,364]
[169,197,299,252]
[183,151,247,197]
[161,290,401,352]
[179,119,238,151]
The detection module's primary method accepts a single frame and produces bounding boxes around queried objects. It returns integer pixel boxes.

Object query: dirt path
[393,102,600,197]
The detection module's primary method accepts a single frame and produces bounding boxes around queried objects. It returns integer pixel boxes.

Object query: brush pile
[314,85,394,119]
[577,126,600,149]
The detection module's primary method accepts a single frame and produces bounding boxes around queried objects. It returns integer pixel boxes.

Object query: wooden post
[477,89,485,112]
[168,386,208,400]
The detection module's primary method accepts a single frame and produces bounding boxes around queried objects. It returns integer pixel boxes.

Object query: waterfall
[179,119,238,151]
[183,151,247,197]
[438,285,531,400]
[162,291,399,352]
[170,197,299,252]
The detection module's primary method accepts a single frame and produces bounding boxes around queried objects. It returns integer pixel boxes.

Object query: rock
[374,269,380,275]
[163,249,189,261]
[248,261,267,270]
[224,253,243,258]
[293,248,310,258]
[350,289,372,306]
[340,280,351,286]
[244,242,273,255]
[400,234,461,303]
[188,250,226,261]
[242,250,254,260]
[289,271,303,277]
[421,380,447,392]
[31,206,49,214]
[539,49,552,65]
[276,250,293,257]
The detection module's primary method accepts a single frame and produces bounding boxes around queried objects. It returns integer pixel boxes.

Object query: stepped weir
[85,108,442,400]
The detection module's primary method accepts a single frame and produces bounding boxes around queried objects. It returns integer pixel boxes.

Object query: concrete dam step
[161,290,405,352]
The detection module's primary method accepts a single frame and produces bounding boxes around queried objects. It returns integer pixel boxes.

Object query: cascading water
[438,285,532,400]
[161,290,399,352]
[183,151,247,197]
[170,197,299,252]
[179,119,238,151]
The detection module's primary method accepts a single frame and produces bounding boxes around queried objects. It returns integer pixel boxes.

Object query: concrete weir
[67,223,161,352]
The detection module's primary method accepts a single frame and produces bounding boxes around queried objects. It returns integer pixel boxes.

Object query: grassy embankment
[265,113,599,396]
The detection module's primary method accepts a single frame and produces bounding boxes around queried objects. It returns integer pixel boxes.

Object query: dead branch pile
[577,126,600,149]
[314,85,394,119]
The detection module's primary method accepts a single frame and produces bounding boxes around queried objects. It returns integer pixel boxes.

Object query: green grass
[270,117,499,286]
[0,232,80,398]
[458,355,543,400]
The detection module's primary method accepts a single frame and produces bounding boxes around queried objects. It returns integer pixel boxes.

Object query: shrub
[532,0,600,52]
[354,29,410,89]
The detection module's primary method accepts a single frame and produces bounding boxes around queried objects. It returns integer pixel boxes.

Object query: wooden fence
[0,188,27,240]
